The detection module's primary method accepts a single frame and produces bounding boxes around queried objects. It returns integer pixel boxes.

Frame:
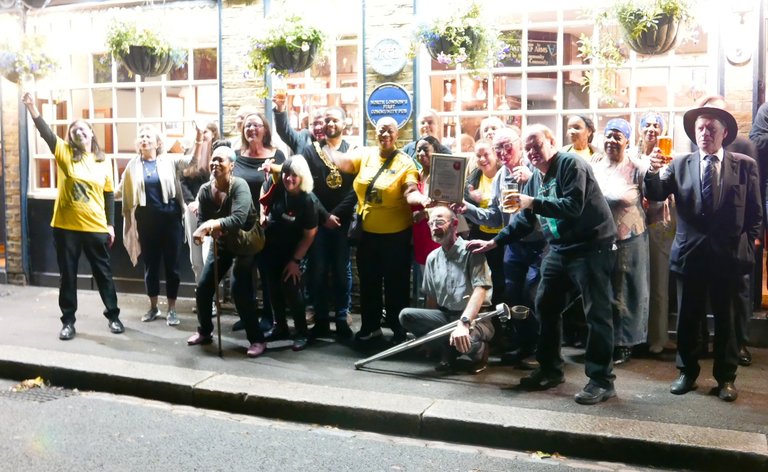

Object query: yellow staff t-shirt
[351,148,419,234]
[51,138,114,233]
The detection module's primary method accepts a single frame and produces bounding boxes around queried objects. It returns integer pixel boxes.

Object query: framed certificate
[428,153,467,204]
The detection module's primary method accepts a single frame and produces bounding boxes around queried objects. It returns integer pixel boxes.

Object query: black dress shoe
[574,382,616,405]
[500,348,535,366]
[738,346,752,367]
[265,324,290,341]
[519,369,565,390]
[335,320,353,339]
[108,318,125,334]
[670,373,698,395]
[232,320,245,332]
[59,324,76,341]
[308,322,332,339]
[717,381,738,402]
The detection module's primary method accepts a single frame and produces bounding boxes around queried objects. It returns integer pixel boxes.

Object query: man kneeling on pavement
[399,205,494,374]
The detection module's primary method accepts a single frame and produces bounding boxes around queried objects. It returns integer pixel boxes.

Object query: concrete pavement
[0,284,766,470]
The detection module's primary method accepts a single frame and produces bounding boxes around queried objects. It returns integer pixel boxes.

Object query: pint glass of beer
[273,77,287,102]
[502,181,520,213]
[658,136,673,164]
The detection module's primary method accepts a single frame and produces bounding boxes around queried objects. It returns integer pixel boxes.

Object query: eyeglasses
[428,218,450,227]
[494,142,515,153]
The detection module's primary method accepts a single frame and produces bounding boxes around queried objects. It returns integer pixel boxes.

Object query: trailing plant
[413,3,518,72]
[577,0,694,102]
[0,35,58,84]
[105,20,187,72]
[248,13,326,88]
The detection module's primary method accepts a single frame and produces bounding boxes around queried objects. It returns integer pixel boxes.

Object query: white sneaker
[166,309,180,326]
[141,307,161,322]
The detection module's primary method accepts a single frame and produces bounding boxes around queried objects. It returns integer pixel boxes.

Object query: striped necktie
[701,155,715,213]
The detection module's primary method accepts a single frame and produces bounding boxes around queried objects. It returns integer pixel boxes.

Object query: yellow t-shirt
[351,148,419,234]
[477,173,502,234]
[51,138,114,233]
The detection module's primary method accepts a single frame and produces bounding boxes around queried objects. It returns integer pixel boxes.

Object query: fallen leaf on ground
[11,376,47,392]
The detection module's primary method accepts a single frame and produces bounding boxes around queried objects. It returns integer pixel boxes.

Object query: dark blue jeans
[504,240,545,352]
[195,242,263,344]
[535,246,616,388]
[308,225,352,322]
[53,228,120,325]
[135,206,183,299]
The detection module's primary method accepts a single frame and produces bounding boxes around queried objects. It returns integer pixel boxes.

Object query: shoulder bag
[348,150,398,246]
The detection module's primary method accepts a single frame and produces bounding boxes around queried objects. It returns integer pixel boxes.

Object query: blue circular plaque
[365,82,413,128]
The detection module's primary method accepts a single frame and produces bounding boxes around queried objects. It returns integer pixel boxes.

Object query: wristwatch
[459,315,472,327]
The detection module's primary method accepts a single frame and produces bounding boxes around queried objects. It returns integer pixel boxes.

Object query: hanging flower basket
[21,0,50,8]
[424,29,479,64]
[622,13,681,55]
[0,36,58,84]
[267,42,319,74]
[119,45,173,77]
[106,21,187,78]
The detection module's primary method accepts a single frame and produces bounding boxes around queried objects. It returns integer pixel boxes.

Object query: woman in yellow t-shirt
[22,92,123,341]
[329,117,428,343]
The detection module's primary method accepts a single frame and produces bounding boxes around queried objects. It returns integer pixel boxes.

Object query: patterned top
[591,155,648,240]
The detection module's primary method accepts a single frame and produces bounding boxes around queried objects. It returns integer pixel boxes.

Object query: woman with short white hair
[260,155,319,351]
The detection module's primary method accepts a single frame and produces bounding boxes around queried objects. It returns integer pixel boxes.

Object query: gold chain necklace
[313,141,342,189]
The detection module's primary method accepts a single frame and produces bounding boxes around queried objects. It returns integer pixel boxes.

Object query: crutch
[213,241,223,358]
[354,303,511,369]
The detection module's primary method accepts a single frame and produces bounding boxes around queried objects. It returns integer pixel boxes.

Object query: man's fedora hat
[683,106,738,147]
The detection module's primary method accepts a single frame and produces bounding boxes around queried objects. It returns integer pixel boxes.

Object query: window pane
[673,67,708,107]
[636,67,669,109]
[36,159,55,189]
[527,31,558,67]
[563,24,591,66]
[93,53,112,84]
[193,48,217,80]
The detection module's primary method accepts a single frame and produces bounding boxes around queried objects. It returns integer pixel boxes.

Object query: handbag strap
[364,149,399,202]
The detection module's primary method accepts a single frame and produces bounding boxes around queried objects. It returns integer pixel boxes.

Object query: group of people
[24,86,762,404]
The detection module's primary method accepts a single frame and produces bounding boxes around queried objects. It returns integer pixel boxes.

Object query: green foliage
[617,0,692,41]
[105,20,187,70]
[248,14,326,77]
[0,35,58,84]
[577,0,693,102]
[413,2,518,72]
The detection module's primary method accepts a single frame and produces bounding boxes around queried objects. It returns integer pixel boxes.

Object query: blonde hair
[281,155,314,193]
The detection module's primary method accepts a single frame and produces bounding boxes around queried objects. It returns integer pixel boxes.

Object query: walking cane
[213,240,223,358]
[354,303,512,369]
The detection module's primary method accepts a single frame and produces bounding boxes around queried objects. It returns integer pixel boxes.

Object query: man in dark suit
[644,107,763,402]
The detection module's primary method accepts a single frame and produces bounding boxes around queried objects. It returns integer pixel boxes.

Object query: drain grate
[0,388,77,403]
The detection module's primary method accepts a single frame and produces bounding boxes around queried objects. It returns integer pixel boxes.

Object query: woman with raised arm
[22,92,124,341]
[119,124,195,327]
[326,116,427,345]
[182,121,220,286]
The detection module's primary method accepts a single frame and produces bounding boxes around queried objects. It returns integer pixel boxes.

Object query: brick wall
[2,78,25,285]
[221,0,267,139]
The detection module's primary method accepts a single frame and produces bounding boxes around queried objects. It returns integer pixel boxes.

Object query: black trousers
[357,229,412,337]
[535,246,616,388]
[52,227,120,325]
[135,206,183,299]
[195,243,263,344]
[264,249,307,335]
[676,271,740,384]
